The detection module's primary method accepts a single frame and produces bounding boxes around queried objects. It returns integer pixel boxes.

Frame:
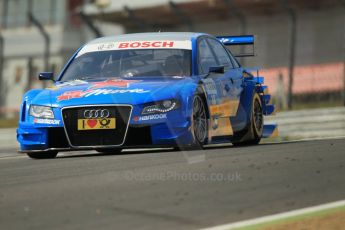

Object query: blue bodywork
[17,32,277,152]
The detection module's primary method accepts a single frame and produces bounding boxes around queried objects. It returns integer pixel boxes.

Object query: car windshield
[60,49,192,81]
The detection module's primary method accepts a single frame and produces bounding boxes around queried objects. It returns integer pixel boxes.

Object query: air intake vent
[21,101,26,122]
[62,105,132,147]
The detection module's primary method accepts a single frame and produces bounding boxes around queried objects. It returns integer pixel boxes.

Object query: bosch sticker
[77,40,192,57]
[118,41,174,49]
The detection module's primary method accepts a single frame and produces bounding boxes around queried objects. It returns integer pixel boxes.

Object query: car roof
[87,32,208,44]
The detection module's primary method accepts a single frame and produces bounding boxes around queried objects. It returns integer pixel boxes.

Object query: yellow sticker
[209,100,240,117]
[77,118,116,130]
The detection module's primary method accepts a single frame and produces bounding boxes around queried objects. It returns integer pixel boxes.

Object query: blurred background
[0,0,344,132]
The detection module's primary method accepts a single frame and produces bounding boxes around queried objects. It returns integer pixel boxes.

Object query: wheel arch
[178,81,210,120]
[240,80,258,125]
[196,83,211,119]
[233,79,265,134]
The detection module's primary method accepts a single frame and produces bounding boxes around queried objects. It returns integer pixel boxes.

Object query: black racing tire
[26,151,58,159]
[174,94,208,151]
[190,94,208,149]
[232,92,263,146]
[175,91,208,151]
[96,148,122,154]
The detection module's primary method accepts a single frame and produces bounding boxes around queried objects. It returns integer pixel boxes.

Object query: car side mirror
[38,72,54,81]
[208,66,225,74]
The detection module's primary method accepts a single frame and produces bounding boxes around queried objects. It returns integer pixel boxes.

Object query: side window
[197,39,218,74]
[227,50,240,68]
[207,38,234,68]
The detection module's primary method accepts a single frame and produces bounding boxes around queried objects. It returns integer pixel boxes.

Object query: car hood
[30,77,197,107]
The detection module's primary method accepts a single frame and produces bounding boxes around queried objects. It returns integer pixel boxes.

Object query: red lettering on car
[151,42,161,47]
[141,41,151,48]
[163,41,174,47]
[130,42,141,48]
[57,91,83,101]
[118,41,175,49]
[118,42,129,48]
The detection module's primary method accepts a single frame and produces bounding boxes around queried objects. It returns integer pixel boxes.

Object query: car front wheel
[192,94,208,147]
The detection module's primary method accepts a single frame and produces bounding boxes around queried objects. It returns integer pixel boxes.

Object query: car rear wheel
[26,151,58,159]
[232,92,263,146]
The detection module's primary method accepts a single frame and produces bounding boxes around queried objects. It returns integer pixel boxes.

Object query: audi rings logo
[83,109,110,119]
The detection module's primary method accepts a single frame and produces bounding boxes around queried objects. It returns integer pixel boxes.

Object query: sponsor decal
[118,41,174,49]
[77,118,116,130]
[203,78,218,95]
[76,40,192,57]
[34,118,61,125]
[47,80,88,90]
[219,38,236,44]
[90,79,139,89]
[212,117,219,130]
[98,42,115,51]
[133,113,167,121]
[50,79,138,90]
[56,80,88,88]
[208,117,233,137]
[57,88,149,101]
[209,99,240,117]
[203,78,219,105]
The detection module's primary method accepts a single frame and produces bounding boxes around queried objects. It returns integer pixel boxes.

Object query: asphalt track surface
[0,138,344,230]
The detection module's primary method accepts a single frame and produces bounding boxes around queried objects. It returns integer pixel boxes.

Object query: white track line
[201,199,345,230]
[263,135,345,145]
[0,155,26,160]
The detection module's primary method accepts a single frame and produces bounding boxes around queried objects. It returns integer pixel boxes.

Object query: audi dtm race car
[17,32,277,159]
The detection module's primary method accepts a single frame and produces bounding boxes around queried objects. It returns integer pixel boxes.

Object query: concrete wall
[174,6,344,101]
[178,7,344,69]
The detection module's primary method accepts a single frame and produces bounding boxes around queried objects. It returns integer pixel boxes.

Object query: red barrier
[0,107,19,116]
[261,62,344,95]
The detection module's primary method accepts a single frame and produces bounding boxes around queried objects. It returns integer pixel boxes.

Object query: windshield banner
[77,40,192,57]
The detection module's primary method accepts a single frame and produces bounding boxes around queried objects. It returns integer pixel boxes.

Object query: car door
[198,37,242,140]
[206,38,243,104]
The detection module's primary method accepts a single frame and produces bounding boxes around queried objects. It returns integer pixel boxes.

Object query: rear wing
[216,35,255,57]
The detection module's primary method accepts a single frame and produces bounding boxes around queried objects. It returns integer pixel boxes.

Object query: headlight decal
[142,100,179,114]
[29,105,55,119]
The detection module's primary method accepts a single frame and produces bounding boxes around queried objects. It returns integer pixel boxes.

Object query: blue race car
[17,32,277,159]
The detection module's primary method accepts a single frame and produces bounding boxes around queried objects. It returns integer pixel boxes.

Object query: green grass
[232,205,345,230]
